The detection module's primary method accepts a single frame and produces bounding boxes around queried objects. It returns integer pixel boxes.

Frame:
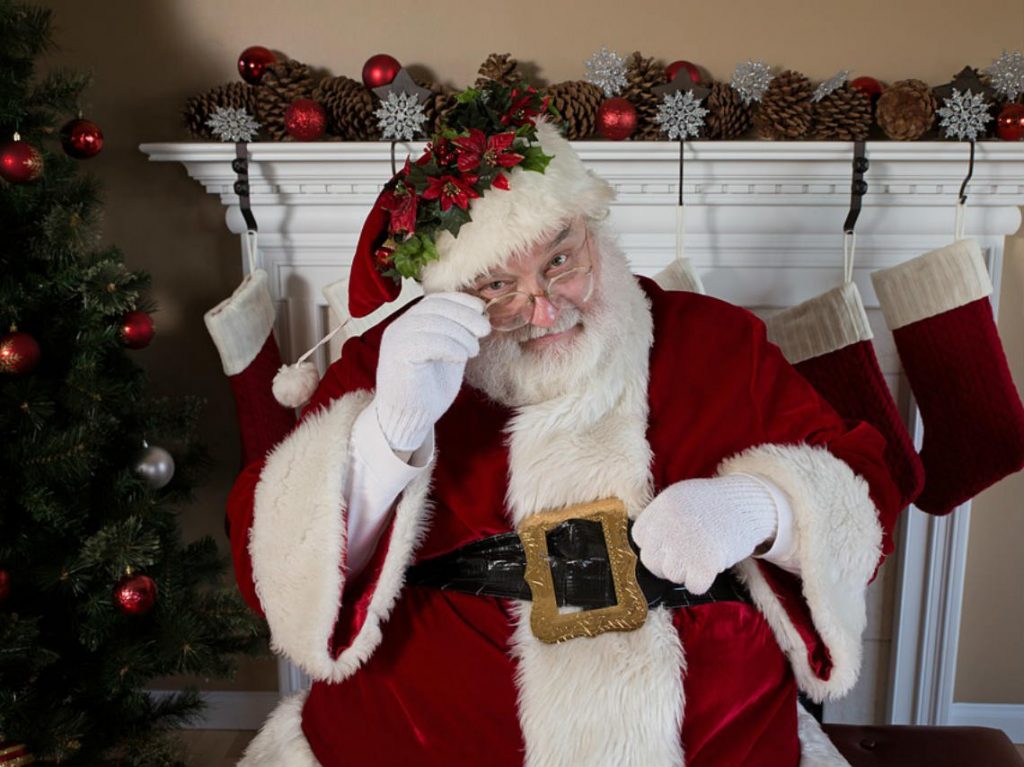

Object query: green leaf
[520,145,554,173]
[455,87,481,104]
[436,205,472,238]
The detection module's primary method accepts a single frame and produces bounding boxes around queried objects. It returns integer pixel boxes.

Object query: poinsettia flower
[380,179,418,236]
[452,128,525,174]
[422,173,480,211]
[500,86,549,127]
[492,173,509,190]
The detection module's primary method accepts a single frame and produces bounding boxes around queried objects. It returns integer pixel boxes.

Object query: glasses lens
[547,268,593,309]
[485,293,531,331]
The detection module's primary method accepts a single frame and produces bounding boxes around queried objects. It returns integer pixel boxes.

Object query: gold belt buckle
[518,497,648,643]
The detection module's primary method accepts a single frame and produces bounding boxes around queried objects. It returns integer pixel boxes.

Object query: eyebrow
[544,223,574,251]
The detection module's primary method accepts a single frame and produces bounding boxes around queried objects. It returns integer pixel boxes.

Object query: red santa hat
[348,83,616,318]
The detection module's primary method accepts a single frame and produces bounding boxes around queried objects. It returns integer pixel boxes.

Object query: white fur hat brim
[419,117,615,293]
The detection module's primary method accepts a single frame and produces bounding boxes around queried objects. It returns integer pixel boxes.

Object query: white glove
[632,473,781,594]
[373,292,490,452]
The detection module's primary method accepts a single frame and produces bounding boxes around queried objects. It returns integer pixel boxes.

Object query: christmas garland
[182,48,1024,144]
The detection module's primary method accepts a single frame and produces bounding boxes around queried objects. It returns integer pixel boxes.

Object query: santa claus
[227,83,902,767]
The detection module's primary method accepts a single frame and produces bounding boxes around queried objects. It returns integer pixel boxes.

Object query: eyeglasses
[471,228,594,332]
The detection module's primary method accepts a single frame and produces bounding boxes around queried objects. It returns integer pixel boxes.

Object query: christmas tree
[0,2,266,764]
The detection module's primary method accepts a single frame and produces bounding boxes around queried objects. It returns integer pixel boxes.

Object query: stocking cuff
[652,257,706,294]
[871,239,992,331]
[766,282,873,364]
[205,269,277,376]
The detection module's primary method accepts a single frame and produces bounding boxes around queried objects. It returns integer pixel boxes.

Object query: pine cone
[753,70,814,140]
[622,51,665,140]
[810,84,872,140]
[256,59,317,140]
[312,76,382,140]
[876,79,936,140]
[416,78,459,136]
[183,82,257,139]
[474,53,521,89]
[542,81,604,139]
[704,81,752,140]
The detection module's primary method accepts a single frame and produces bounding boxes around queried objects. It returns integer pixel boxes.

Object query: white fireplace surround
[142,139,1024,735]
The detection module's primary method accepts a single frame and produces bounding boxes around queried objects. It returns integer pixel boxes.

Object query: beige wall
[42,0,1024,700]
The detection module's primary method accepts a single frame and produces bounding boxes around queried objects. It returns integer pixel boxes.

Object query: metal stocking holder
[843,141,869,284]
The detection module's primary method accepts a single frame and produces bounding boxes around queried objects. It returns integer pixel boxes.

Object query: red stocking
[767,282,925,525]
[871,239,1024,515]
[205,269,295,467]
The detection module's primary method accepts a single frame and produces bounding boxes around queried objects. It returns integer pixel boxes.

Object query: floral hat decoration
[348,76,617,321]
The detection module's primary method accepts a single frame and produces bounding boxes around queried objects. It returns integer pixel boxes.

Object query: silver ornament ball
[134,444,175,489]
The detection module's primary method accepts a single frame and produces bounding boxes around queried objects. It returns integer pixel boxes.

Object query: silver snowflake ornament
[813,70,850,102]
[206,106,260,142]
[373,91,429,141]
[655,90,710,140]
[937,88,993,141]
[730,60,775,105]
[585,46,628,98]
[986,50,1024,101]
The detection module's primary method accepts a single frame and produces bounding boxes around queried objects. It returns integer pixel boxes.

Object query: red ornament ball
[113,573,157,616]
[0,331,41,374]
[120,310,155,349]
[0,138,43,184]
[238,46,277,84]
[666,60,702,86]
[285,98,327,141]
[362,53,401,89]
[851,76,885,105]
[60,118,104,159]
[597,98,638,140]
[996,103,1024,141]
[0,569,10,604]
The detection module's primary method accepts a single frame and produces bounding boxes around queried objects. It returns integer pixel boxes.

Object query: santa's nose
[529,295,559,328]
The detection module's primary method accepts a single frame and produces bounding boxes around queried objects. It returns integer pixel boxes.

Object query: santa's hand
[373,292,490,452]
[632,474,780,594]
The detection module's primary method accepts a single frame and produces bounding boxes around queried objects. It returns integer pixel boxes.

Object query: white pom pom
[273,361,320,408]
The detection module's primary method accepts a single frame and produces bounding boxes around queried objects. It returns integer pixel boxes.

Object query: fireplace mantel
[141,139,1024,728]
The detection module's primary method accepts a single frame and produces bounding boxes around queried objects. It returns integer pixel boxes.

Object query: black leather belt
[406,517,751,611]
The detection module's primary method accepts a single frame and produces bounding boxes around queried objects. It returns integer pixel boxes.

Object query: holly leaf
[455,87,482,104]
[520,146,553,173]
[436,205,472,237]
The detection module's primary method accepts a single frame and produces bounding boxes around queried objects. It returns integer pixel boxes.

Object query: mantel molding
[141,141,1024,212]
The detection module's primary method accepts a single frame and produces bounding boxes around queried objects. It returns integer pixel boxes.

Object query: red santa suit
[226,269,902,767]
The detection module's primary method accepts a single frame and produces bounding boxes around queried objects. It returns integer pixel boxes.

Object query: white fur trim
[870,238,992,330]
[718,443,883,701]
[797,704,851,767]
[238,692,322,767]
[250,389,435,682]
[653,257,706,294]
[505,273,687,767]
[766,282,873,365]
[420,118,616,293]
[204,268,277,376]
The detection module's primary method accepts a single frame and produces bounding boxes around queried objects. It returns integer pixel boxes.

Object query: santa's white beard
[465,231,646,412]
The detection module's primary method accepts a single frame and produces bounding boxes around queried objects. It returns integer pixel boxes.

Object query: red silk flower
[423,174,480,211]
[380,178,418,236]
[452,128,525,174]
[500,86,550,128]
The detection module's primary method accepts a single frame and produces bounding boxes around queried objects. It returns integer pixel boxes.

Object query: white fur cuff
[204,268,277,376]
[718,442,882,701]
[870,239,992,330]
[250,388,436,682]
[766,282,873,365]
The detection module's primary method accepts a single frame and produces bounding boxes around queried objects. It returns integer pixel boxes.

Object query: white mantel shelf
[141,140,1024,210]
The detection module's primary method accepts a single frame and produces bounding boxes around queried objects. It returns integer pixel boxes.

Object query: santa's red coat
[227,277,902,767]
